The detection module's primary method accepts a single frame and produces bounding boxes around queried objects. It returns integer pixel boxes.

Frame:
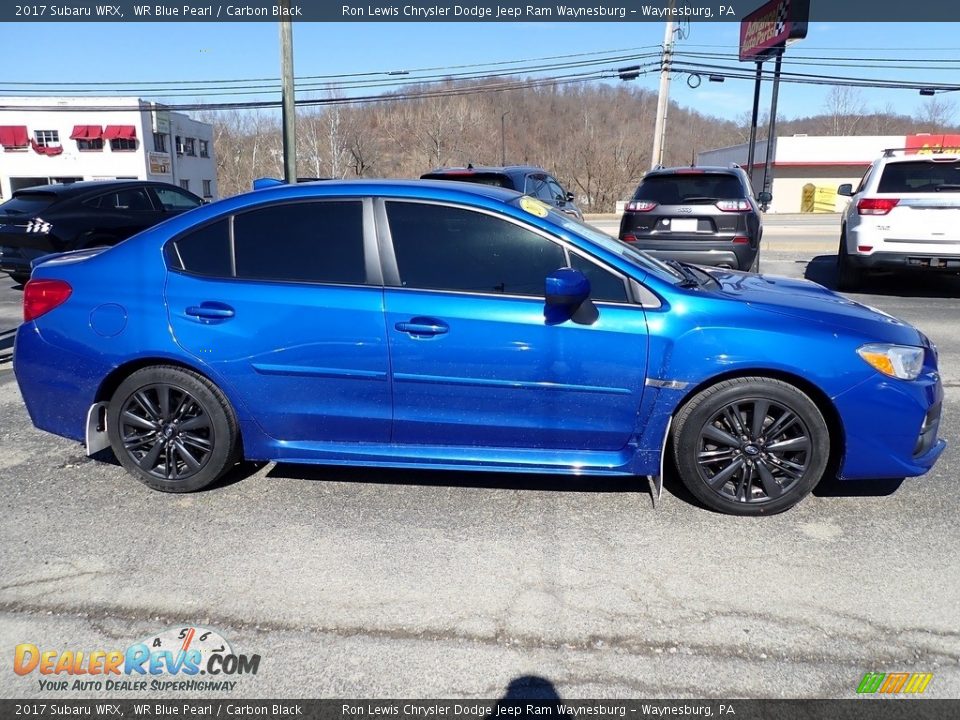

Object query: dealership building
[0,96,217,201]
[697,134,959,213]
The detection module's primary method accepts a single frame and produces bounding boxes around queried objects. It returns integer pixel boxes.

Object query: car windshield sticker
[519,196,550,218]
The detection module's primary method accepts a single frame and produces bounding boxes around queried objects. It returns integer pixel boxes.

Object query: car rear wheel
[672,377,829,515]
[749,253,760,273]
[10,273,30,285]
[107,366,239,493]
[836,230,863,291]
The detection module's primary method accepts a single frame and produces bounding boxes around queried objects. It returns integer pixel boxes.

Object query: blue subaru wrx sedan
[13,180,945,515]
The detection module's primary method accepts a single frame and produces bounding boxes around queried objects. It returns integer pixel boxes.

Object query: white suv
[837,148,960,290]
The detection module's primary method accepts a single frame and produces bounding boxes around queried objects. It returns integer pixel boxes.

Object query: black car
[420,165,583,220]
[0,180,203,283]
[618,166,767,272]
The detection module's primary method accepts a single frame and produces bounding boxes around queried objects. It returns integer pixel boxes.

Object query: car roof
[645,166,742,177]
[11,180,183,198]
[248,178,524,204]
[422,165,546,176]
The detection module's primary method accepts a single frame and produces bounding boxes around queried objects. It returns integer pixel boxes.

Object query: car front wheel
[672,377,830,515]
[107,366,239,492]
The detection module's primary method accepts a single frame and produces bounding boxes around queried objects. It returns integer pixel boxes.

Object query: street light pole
[279,0,297,184]
[650,17,676,170]
[501,111,509,165]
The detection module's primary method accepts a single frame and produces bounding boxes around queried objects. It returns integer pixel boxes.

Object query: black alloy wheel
[673,377,830,515]
[108,366,238,492]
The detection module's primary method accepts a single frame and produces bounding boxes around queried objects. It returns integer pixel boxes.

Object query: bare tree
[821,86,867,135]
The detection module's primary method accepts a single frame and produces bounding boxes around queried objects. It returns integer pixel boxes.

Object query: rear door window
[233,201,366,284]
[85,188,156,212]
[634,174,744,204]
[877,160,960,193]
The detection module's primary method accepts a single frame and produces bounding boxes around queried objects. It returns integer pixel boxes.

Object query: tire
[749,253,760,273]
[107,366,239,492]
[836,230,863,291]
[10,273,30,285]
[672,377,830,516]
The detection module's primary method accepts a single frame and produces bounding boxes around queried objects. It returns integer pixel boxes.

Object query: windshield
[511,197,685,284]
[0,193,58,216]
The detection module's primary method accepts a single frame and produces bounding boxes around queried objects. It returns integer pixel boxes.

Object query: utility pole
[500,111,509,165]
[279,0,297,183]
[650,17,676,170]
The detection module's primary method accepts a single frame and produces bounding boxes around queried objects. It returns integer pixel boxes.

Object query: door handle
[395,318,449,336]
[186,302,235,320]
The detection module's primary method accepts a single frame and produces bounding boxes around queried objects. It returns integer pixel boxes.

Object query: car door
[165,198,391,443]
[378,199,648,451]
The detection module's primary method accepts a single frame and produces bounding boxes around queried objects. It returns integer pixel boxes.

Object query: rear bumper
[0,245,49,275]
[848,250,960,272]
[622,237,757,270]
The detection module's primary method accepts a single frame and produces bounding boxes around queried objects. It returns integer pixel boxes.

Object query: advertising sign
[739,0,809,61]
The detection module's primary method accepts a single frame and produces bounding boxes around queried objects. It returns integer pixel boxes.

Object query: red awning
[103,125,136,140]
[0,125,29,148]
[30,139,64,156]
[70,125,103,140]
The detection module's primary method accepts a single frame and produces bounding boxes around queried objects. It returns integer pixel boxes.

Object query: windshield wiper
[679,196,718,203]
[935,184,960,192]
[664,259,701,288]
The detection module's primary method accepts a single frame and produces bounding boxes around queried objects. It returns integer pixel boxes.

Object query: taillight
[626,200,657,212]
[716,199,752,212]
[732,236,750,244]
[857,198,899,215]
[23,279,72,322]
[622,234,637,243]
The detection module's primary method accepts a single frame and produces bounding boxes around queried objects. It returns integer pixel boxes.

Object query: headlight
[857,343,924,380]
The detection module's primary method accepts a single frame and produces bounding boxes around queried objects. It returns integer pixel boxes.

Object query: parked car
[420,165,583,219]
[14,180,944,515]
[0,180,203,284]
[619,165,766,272]
[837,148,960,290]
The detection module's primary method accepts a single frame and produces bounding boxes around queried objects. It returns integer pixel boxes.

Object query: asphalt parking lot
[1,220,959,699]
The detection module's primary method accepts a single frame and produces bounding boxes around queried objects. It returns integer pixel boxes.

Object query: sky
[2,20,959,127]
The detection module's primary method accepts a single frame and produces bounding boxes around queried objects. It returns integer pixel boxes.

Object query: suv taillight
[857,198,900,216]
[626,200,657,212]
[23,279,72,322]
[716,199,751,212]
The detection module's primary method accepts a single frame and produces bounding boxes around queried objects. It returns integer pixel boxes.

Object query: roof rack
[882,147,958,157]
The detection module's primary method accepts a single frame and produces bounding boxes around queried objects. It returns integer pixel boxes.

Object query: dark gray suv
[421,165,583,220]
[618,166,766,272]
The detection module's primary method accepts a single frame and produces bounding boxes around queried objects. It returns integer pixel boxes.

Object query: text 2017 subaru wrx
[14,180,945,515]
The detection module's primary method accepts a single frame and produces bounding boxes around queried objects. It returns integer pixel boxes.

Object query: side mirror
[837,183,853,197]
[546,267,590,307]
[545,268,598,325]
[756,191,772,204]
[565,191,575,203]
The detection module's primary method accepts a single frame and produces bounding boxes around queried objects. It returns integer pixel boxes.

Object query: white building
[698,133,959,213]
[0,96,217,201]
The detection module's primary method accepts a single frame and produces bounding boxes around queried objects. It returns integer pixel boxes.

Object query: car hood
[706,268,924,346]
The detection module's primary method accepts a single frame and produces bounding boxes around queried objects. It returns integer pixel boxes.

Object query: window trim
[164,197,380,288]
[374,197,637,306]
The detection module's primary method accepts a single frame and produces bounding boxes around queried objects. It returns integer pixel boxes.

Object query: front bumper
[833,368,945,480]
[623,237,757,270]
